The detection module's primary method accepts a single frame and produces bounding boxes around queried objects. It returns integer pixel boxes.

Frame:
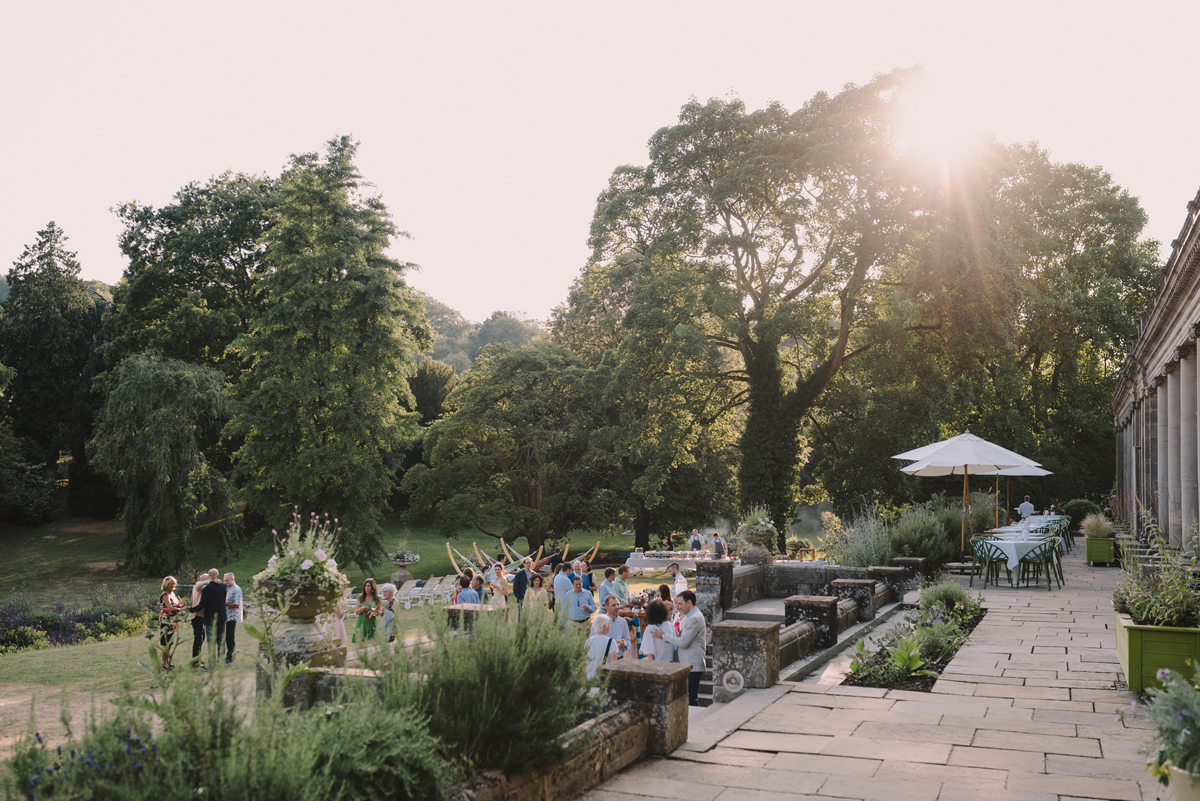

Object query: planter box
[1085,537,1116,565]
[1115,612,1200,692]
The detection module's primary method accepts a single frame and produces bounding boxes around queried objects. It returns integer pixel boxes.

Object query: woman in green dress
[353,578,382,643]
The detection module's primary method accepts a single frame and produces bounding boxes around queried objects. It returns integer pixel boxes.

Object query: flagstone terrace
[583,547,1169,801]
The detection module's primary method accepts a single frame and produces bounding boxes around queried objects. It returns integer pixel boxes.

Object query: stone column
[831,578,877,623]
[784,595,838,648]
[603,660,692,755]
[710,620,780,703]
[1159,382,1170,537]
[1170,368,1183,547]
[1183,351,1198,549]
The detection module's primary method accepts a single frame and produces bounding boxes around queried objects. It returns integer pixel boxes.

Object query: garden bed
[838,580,986,692]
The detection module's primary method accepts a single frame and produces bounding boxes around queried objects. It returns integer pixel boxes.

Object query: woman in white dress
[585,614,618,679]
[640,600,674,662]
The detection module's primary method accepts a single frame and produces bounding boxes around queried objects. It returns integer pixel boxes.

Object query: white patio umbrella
[893,432,1041,553]
[978,465,1054,526]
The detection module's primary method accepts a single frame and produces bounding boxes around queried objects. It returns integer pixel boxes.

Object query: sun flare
[895,78,986,165]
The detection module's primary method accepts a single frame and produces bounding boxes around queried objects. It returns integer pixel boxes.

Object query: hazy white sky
[2,2,1197,322]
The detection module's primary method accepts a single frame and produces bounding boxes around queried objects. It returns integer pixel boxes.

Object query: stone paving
[584,546,1172,801]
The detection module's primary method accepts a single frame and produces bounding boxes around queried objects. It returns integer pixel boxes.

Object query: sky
[2,2,1198,323]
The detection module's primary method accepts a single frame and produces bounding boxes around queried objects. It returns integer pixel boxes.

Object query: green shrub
[820,510,892,567]
[889,510,956,574]
[915,619,966,663]
[32,612,64,631]
[1062,498,1101,531]
[919,580,976,619]
[0,626,50,655]
[382,604,597,779]
[1080,512,1115,539]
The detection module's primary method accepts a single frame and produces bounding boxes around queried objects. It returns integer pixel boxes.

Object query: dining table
[985,515,1064,571]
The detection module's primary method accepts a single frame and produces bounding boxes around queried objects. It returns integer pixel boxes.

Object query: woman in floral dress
[158,575,185,670]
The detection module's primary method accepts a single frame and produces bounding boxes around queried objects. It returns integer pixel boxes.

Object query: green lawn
[0,510,638,608]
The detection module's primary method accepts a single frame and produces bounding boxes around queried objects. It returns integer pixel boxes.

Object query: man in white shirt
[711,532,728,559]
[651,589,706,705]
[603,595,632,659]
[553,562,577,618]
[667,562,688,598]
[223,573,242,666]
[688,529,703,549]
[1018,496,1035,519]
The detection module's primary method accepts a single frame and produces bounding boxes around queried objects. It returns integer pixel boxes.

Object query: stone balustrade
[709,620,780,703]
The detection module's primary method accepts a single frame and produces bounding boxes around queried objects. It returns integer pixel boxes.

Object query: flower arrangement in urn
[736,504,778,565]
[254,508,349,620]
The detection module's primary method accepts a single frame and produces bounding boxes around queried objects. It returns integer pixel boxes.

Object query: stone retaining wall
[731,564,766,607]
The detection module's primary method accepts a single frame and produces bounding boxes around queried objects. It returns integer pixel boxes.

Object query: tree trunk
[737,338,804,552]
[634,499,651,550]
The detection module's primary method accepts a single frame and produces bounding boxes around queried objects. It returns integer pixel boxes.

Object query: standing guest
[470,575,487,605]
[490,567,510,609]
[585,614,618,679]
[380,583,397,642]
[688,529,703,550]
[667,562,688,599]
[711,531,728,559]
[188,572,210,667]
[640,600,673,662]
[602,595,632,659]
[327,597,349,644]
[526,573,549,608]
[553,562,575,617]
[189,568,228,670]
[613,565,632,605]
[454,575,478,604]
[512,557,532,614]
[353,578,382,643]
[598,568,618,608]
[547,547,563,572]
[158,576,184,671]
[651,590,706,705]
[566,575,597,627]
[223,572,242,666]
[658,584,676,619]
[1018,495,1036,518]
[580,561,596,591]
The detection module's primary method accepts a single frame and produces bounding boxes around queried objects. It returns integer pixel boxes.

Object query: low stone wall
[710,620,780,703]
[731,564,766,607]
[766,563,871,598]
[445,703,649,801]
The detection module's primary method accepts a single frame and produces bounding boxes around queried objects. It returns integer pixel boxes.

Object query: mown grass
[0,507,637,608]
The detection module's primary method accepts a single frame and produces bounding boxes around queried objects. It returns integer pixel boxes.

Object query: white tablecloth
[989,539,1053,570]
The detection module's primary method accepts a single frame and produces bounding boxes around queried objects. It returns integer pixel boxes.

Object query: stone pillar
[784,595,838,648]
[1159,383,1170,536]
[696,560,734,610]
[710,620,780,703]
[603,660,692,755]
[890,557,926,591]
[831,578,877,622]
[866,566,905,605]
[1170,368,1183,547]
[1183,351,1198,549]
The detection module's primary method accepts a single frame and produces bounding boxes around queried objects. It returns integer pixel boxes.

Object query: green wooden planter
[1115,612,1200,692]
[1085,537,1115,565]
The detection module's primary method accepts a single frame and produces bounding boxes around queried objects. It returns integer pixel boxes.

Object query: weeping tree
[89,354,239,572]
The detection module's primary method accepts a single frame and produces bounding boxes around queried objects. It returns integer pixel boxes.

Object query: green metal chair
[971,538,1012,588]
[1018,538,1061,590]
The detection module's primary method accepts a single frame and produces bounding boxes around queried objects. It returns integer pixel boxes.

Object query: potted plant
[1138,666,1200,799]
[1082,512,1117,565]
[254,508,350,623]
[736,504,778,567]
[1113,519,1200,691]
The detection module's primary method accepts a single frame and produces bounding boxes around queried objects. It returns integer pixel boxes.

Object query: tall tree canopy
[0,222,102,462]
[89,354,238,571]
[567,69,991,536]
[403,342,619,551]
[226,136,430,570]
[103,172,276,372]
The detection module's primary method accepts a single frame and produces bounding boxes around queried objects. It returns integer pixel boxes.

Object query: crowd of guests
[158,545,708,705]
[157,569,243,671]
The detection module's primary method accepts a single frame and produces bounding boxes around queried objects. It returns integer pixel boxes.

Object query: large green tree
[88,354,238,571]
[226,137,430,570]
[403,342,619,551]
[0,222,102,462]
[103,172,276,373]
[572,70,983,539]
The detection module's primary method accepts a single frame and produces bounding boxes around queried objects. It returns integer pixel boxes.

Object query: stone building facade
[1111,188,1200,546]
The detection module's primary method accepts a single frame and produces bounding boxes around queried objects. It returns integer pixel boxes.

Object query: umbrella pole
[995,474,1000,529]
[1006,477,1010,523]
[962,468,969,555]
